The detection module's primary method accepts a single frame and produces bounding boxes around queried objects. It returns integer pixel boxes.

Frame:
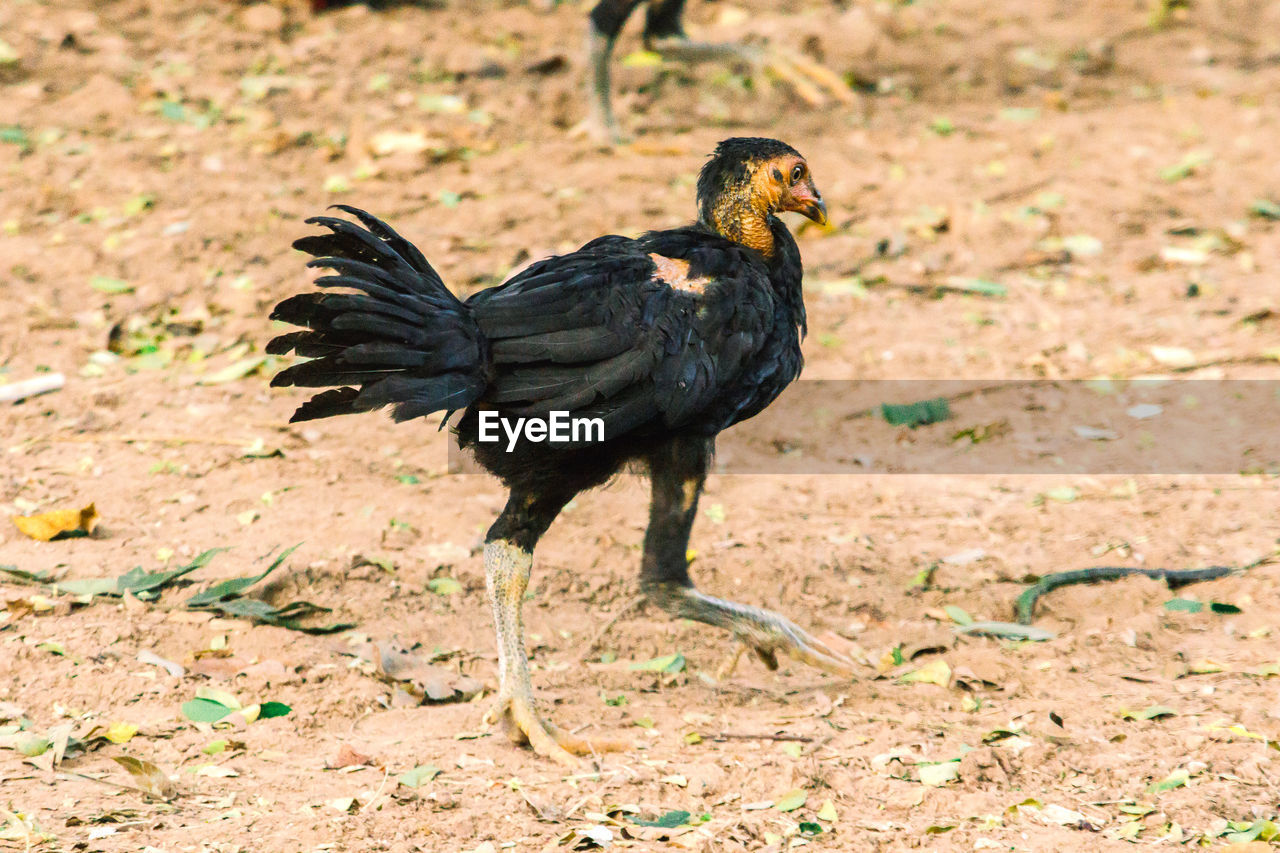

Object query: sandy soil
[2,0,1279,850]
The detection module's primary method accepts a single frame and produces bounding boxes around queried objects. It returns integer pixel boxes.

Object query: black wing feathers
[270,209,799,441]
[270,207,487,423]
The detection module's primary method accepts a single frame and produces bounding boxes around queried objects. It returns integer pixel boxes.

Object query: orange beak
[783,179,828,225]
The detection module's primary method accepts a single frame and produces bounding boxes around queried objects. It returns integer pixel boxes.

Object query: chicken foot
[640,438,860,679]
[643,35,857,110]
[644,581,861,677]
[482,534,627,764]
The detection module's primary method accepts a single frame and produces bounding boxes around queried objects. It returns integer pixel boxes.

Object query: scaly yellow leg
[481,539,628,764]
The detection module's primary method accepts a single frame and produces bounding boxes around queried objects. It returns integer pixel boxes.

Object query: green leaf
[918,761,961,787]
[201,597,351,633]
[943,605,974,626]
[1147,768,1189,793]
[1209,601,1242,614]
[159,100,187,122]
[907,565,936,590]
[1163,598,1203,613]
[416,94,467,113]
[0,125,31,152]
[774,789,807,812]
[323,174,351,194]
[1224,819,1280,844]
[182,698,234,723]
[946,277,1006,297]
[629,653,686,674]
[998,107,1040,123]
[199,356,267,385]
[397,764,441,788]
[259,701,291,719]
[1159,150,1211,182]
[1250,199,1280,220]
[798,821,823,836]
[955,621,1055,641]
[123,194,155,216]
[928,116,955,136]
[426,577,462,595]
[55,578,120,597]
[197,686,240,710]
[621,50,663,68]
[117,548,226,599]
[15,735,51,756]
[1043,486,1079,503]
[632,810,691,828]
[186,544,298,606]
[881,397,951,427]
[0,566,52,585]
[203,739,228,755]
[90,276,134,294]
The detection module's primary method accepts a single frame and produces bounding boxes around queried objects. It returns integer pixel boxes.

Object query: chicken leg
[587,0,856,143]
[481,494,629,764]
[640,438,860,677]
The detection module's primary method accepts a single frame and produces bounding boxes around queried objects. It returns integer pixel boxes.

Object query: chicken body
[268,138,856,762]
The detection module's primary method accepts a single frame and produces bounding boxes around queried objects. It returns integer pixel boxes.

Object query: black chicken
[587,0,855,142]
[267,137,854,763]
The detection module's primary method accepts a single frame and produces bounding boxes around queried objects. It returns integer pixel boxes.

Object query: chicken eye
[790,164,805,184]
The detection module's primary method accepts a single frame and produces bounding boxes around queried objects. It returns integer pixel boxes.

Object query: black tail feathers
[268,205,488,424]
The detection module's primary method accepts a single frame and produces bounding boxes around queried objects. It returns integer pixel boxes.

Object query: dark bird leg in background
[587,0,856,143]
[640,438,860,676]
[482,490,630,764]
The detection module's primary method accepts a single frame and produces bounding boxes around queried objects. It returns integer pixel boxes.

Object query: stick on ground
[1015,552,1277,624]
[0,373,65,403]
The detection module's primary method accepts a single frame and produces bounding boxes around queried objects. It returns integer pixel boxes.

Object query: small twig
[576,595,646,661]
[1169,354,1279,373]
[709,732,813,743]
[864,279,1004,298]
[983,177,1054,205]
[0,373,65,404]
[359,766,392,814]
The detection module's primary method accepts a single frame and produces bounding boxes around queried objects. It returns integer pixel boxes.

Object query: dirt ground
[3,0,1280,850]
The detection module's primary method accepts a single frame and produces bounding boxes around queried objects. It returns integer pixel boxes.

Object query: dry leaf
[12,504,98,541]
[345,640,483,704]
[899,658,952,687]
[104,722,138,744]
[328,744,375,769]
[136,650,185,678]
[110,755,178,800]
[25,723,73,771]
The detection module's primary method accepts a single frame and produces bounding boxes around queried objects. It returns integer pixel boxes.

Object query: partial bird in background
[301,0,856,144]
[586,0,856,142]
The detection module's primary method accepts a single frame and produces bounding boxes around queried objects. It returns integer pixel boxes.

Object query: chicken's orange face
[759,155,828,226]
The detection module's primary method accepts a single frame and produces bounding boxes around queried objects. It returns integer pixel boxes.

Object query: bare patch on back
[650,254,712,292]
